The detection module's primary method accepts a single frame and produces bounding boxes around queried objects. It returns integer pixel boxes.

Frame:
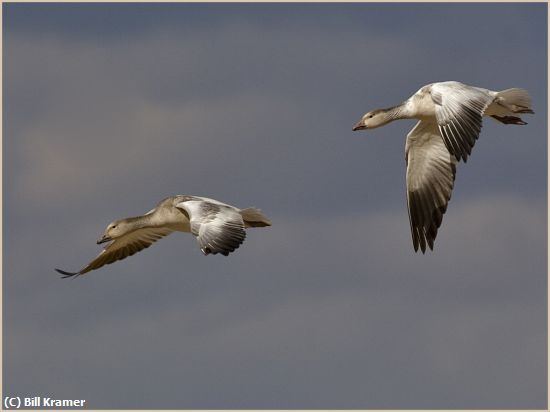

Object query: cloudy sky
[4,3,547,409]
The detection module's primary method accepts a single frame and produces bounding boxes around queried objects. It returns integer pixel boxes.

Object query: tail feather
[497,88,534,113]
[240,207,272,228]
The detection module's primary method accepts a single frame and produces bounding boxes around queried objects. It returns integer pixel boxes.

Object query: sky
[3,3,547,409]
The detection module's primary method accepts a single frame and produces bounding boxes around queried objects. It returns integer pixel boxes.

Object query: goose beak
[352,120,367,131]
[97,235,112,244]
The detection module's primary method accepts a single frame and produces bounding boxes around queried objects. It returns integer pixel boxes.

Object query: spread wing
[176,200,246,256]
[405,120,457,253]
[430,81,494,162]
[55,227,173,278]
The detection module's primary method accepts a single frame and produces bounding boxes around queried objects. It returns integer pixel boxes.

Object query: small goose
[352,81,533,253]
[56,195,272,278]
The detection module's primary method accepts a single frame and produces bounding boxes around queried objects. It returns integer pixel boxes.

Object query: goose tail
[496,88,534,114]
[240,208,272,228]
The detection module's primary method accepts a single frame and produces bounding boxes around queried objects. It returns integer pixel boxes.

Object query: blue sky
[3,3,547,409]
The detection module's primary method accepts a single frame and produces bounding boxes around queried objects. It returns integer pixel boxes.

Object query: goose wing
[405,120,457,253]
[56,227,174,278]
[176,199,246,256]
[430,81,494,162]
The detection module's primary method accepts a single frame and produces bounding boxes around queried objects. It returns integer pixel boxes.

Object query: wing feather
[431,81,494,162]
[405,120,457,253]
[55,227,173,278]
[176,200,246,256]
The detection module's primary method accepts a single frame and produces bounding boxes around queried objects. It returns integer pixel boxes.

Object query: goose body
[56,195,271,278]
[352,81,533,253]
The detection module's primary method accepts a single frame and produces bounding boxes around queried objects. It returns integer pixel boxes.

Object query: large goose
[352,81,533,253]
[56,195,271,278]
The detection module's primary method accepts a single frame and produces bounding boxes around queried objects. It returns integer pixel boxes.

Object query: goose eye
[369,114,374,118]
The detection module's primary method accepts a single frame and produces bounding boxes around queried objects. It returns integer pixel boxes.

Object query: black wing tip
[55,268,81,279]
[412,233,436,254]
[413,243,426,254]
[413,242,434,254]
[200,245,239,257]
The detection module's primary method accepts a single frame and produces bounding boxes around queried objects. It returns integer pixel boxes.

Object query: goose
[55,195,272,278]
[352,81,533,253]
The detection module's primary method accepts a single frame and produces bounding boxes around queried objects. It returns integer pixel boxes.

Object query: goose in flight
[352,81,533,253]
[55,195,272,278]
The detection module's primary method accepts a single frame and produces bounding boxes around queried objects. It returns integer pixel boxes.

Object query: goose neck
[384,102,411,121]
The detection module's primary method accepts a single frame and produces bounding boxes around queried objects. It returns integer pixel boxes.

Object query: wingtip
[55,268,80,279]
[417,241,434,254]
[415,241,427,254]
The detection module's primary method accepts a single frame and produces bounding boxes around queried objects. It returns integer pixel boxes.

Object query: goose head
[97,219,131,244]
[352,109,392,131]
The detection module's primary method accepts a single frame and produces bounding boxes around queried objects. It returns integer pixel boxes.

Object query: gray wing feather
[431,82,494,162]
[405,120,457,253]
[177,200,246,256]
